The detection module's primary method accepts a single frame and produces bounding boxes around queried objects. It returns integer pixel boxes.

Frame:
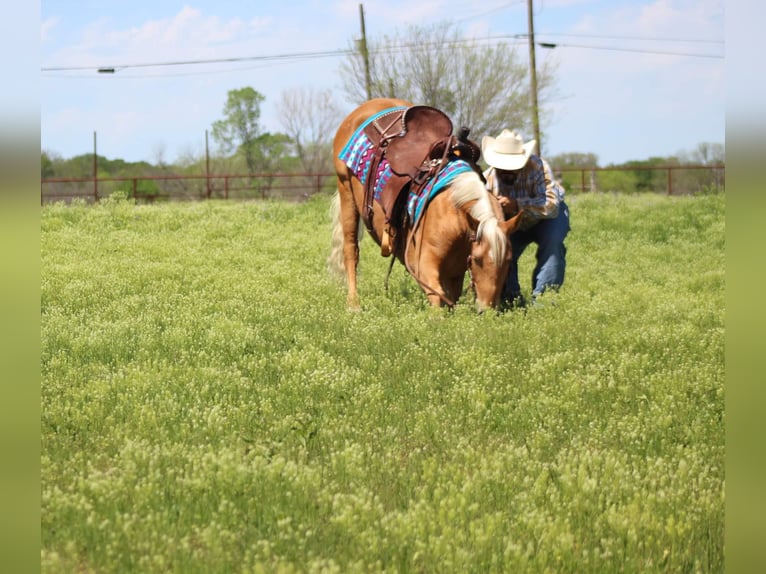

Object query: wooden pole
[93,131,99,202]
[359,4,372,100]
[205,130,211,199]
[527,0,542,156]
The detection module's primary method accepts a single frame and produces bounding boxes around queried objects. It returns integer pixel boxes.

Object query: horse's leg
[442,275,465,306]
[423,272,450,308]
[409,200,462,309]
[336,173,363,310]
[410,254,450,308]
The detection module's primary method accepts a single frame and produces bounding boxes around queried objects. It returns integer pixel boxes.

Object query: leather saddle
[386,106,454,179]
[359,105,482,255]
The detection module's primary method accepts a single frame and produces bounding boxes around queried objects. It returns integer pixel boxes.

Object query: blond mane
[449,171,509,263]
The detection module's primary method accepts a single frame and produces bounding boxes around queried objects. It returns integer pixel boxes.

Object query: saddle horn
[452,126,481,164]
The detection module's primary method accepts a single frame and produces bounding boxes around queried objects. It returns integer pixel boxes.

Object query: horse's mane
[449,171,509,263]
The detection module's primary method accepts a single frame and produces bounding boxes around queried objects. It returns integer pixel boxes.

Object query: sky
[40,0,725,167]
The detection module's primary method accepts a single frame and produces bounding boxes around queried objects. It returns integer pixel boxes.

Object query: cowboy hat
[481,129,537,171]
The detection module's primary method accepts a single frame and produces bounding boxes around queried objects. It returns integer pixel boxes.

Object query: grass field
[41,191,724,573]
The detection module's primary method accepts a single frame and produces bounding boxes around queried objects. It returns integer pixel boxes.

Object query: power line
[41,32,722,75]
[533,41,723,59]
[41,48,355,72]
[536,32,724,45]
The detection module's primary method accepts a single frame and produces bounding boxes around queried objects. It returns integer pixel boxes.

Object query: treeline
[41,143,314,201]
[41,140,725,200]
[546,145,725,195]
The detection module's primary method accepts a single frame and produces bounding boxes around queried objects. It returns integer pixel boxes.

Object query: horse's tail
[327,192,346,279]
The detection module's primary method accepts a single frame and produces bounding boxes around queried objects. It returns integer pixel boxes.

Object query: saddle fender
[386,106,453,178]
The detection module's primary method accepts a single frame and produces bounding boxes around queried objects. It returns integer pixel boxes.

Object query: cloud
[635,0,723,38]
[583,0,722,42]
[542,0,723,161]
[45,6,275,68]
[40,17,59,45]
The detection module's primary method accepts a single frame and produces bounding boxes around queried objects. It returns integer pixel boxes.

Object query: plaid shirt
[484,155,565,229]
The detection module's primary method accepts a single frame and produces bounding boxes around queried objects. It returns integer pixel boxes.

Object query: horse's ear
[500,211,524,237]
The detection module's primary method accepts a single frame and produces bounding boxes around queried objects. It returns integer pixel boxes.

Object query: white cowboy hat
[481,129,537,171]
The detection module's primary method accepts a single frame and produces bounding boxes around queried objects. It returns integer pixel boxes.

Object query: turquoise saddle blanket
[338,106,473,226]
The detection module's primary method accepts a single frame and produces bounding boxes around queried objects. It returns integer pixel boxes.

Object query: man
[482,129,570,308]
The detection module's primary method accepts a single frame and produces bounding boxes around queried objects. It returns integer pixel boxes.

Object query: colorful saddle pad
[338,107,405,203]
[339,106,473,227]
[406,159,473,225]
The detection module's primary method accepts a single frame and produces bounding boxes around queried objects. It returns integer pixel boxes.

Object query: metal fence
[557,164,725,196]
[41,172,337,204]
[41,164,724,204]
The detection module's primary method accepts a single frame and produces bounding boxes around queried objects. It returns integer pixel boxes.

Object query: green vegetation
[41,192,724,572]
[41,140,725,203]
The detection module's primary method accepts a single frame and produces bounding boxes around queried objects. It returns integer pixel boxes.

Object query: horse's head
[467,213,523,311]
[462,190,524,312]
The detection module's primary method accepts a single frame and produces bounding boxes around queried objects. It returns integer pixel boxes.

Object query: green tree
[41,151,57,178]
[211,87,266,175]
[250,132,292,199]
[624,156,677,193]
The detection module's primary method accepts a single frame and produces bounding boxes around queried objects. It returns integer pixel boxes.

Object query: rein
[466,231,478,299]
[402,201,457,309]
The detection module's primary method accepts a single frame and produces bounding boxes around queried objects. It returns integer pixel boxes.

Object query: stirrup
[380,227,393,257]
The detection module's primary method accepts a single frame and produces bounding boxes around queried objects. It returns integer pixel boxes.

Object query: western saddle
[360,105,482,256]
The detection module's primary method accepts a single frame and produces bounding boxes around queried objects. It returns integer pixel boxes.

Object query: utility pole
[93,131,99,202]
[359,3,372,100]
[205,129,211,199]
[527,0,542,156]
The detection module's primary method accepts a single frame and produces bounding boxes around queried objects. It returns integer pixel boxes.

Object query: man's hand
[497,196,519,217]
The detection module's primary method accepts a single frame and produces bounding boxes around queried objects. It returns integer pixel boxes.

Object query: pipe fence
[41,164,724,205]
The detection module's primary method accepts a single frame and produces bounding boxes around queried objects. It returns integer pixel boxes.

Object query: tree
[41,150,57,178]
[211,87,266,175]
[339,21,558,143]
[624,157,677,192]
[250,132,292,199]
[677,142,725,193]
[549,152,599,169]
[276,88,342,195]
[686,142,724,165]
[549,152,600,193]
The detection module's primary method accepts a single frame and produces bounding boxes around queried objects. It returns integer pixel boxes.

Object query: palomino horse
[329,98,523,311]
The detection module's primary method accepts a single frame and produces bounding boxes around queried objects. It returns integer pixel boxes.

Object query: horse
[328,98,523,312]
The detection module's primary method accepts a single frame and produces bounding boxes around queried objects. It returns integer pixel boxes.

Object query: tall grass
[41,191,724,573]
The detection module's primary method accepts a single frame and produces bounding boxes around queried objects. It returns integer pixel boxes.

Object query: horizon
[40,1,725,167]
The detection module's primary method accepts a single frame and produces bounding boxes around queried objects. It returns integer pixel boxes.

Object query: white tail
[327,193,345,278]
[327,191,366,281]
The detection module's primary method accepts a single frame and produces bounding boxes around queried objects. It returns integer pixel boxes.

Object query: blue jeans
[502,201,570,302]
